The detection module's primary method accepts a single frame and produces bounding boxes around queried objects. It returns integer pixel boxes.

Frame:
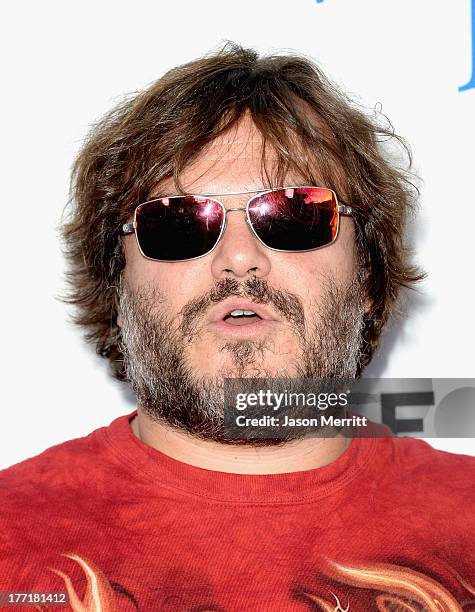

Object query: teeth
[230,309,257,317]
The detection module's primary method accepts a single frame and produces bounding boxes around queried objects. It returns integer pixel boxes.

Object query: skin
[119,116,360,474]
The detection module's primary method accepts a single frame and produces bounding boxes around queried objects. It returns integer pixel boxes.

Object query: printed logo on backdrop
[351,380,475,437]
[314,0,475,91]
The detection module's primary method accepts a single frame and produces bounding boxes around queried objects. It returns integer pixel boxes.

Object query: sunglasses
[122,186,353,262]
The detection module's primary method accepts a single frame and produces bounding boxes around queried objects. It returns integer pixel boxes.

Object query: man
[1,44,473,611]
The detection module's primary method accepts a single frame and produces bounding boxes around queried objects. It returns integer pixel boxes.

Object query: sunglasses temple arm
[338,203,353,216]
[122,223,136,235]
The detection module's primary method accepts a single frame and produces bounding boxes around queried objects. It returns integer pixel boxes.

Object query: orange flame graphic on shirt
[302,560,475,611]
[303,591,350,611]
[44,553,475,611]
[47,553,119,611]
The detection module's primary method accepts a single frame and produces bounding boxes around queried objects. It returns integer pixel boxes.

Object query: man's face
[118,117,366,440]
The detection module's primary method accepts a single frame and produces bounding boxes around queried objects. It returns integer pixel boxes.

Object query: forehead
[155,115,322,196]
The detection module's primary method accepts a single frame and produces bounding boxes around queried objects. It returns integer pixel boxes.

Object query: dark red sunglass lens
[248,187,338,251]
[135,197,224,261]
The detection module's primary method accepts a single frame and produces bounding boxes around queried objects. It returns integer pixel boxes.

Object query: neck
[130,409,351,475]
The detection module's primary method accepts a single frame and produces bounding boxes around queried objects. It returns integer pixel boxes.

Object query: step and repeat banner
[1,0,473,467]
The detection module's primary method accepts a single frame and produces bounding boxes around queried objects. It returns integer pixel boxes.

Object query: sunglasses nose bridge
[224,207,248,214]
[222,206,251,227]
[216,206,253,247]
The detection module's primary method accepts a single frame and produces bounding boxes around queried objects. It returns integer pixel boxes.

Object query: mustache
[179,277,305,338]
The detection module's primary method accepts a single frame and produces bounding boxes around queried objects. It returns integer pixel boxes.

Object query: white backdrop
[1,0,474,468]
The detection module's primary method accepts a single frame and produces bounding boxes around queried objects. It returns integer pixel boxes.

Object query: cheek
[122,238,212,313]
[272,248,356,298]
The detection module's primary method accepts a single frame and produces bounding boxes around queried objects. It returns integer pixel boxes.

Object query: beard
[118,274,366,445]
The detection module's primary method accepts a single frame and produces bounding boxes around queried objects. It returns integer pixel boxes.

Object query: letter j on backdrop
[460,0,475,91]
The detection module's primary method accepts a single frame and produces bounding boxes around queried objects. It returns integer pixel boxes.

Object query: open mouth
[207,301,277,338]
[223,309,263,326]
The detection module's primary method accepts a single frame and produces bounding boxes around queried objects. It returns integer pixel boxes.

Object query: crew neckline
[99,410,378,504]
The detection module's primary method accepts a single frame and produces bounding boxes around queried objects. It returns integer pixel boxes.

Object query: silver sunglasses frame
[121,185,353,263]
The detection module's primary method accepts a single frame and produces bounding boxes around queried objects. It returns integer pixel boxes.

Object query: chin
[189,339,301,380]
[213,360,298,380]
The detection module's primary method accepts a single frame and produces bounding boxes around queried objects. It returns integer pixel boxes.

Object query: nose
[210,207,272,280]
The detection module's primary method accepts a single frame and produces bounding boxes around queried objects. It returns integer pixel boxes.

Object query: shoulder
[0,417,123,508]
[388,436,475,467]
[0,414,139,562]
[377,436,475,496]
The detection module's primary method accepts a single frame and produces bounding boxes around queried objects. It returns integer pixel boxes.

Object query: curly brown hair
[61,43,424,381]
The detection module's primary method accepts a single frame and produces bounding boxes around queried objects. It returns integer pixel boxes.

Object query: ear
[353,232,372,316]
[115,289,123,329]
[360,262,373,317]
[364,291,372,317]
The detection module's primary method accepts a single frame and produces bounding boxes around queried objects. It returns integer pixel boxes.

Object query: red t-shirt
[1,410,474,611]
